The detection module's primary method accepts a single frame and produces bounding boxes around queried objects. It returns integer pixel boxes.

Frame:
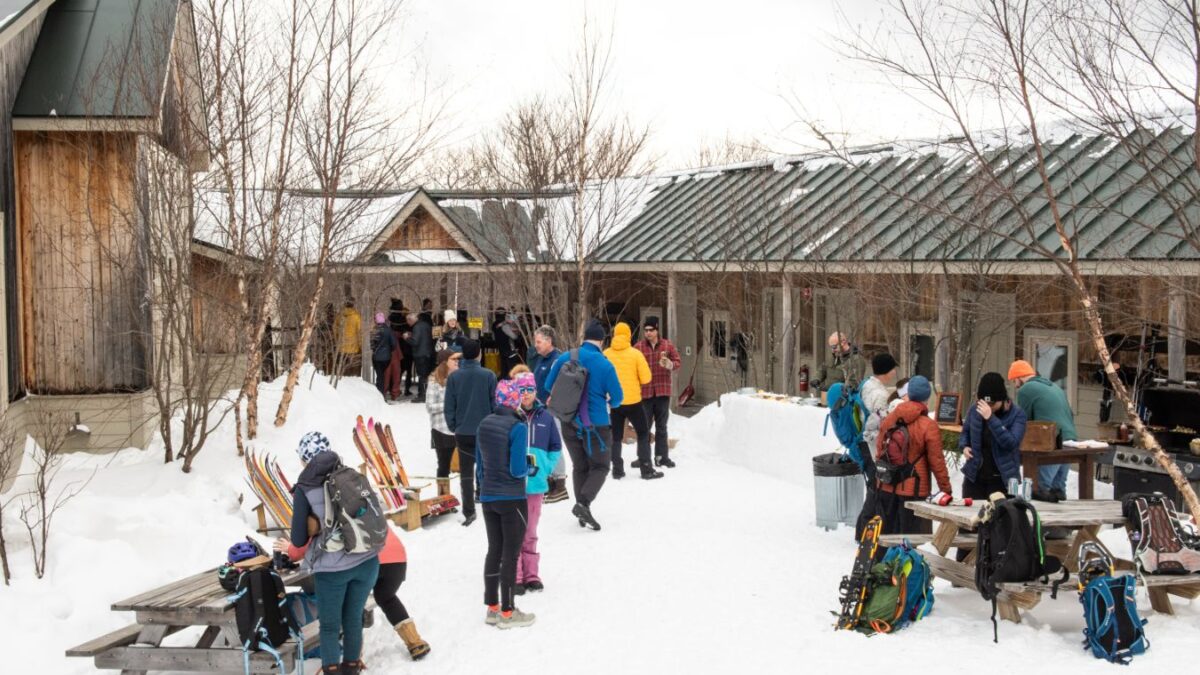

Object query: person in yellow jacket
[334,301,364,376]
[603,322,663,480]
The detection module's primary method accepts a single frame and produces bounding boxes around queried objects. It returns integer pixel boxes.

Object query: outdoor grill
[1110,385,1200,502]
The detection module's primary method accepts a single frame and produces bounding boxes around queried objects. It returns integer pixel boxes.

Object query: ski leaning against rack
[836,515,883,630]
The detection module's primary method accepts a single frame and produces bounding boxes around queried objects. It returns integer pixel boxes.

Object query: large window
[1024,329,1078,408]
[706,311,729,360]
[901,321,938,382]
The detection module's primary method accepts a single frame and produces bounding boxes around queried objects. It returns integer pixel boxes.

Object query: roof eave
[12,116,158,132]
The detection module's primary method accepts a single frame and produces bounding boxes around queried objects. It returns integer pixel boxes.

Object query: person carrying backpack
[544,318,624,531]
[370,313,397,398]
[477,379,539,628]
[445,339,498,527]
[289,432,382,675]
[874,376,952,535]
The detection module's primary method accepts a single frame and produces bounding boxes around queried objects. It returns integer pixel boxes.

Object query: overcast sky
[399,0,966,169]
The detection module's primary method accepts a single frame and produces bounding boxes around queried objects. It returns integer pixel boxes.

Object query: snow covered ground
[3,371,1199,674]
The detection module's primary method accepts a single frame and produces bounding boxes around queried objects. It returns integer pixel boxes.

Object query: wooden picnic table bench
[66,566,375,674]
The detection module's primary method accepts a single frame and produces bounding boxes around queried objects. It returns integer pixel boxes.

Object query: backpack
[824,382,870,467]
[548,349,589,424]
[228,566,302,674]
[857,540,935,634]
[974,495,1066,641]
[320,466,388,554]
[370,327,393,362]
[1121,492,1200,574]
[875,419,916,486]
[1077,542,1150,663]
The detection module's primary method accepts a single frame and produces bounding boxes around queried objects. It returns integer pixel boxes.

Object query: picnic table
[1019,446,1107,499]
[66,566,374,674]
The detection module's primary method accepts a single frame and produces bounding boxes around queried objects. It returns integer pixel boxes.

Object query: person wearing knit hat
[874,373,952,537]
[297,431,332,463]
[543,318,625,531]
[955,372,1027,559]
[370,314,399,398]
[857,353,899,539]
[444,336,498,527]
[512,369,561,594]
[1009,359,1078,502]
[475,368,538,628]
[440,310,464,353]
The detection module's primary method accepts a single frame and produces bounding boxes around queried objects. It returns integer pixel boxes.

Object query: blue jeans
[1039,463,1069,494]
[315,556,380,666]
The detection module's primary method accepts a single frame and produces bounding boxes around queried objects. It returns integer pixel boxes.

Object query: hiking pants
[432,429,457,479]
[373,561,410,625]
[372,359,390,396]
[454,433,477,517]
[315,556,380,667]
[609,403,651,470]
[643,395,672,459]
[516,494,544,585]
[562,423,612,507]
[483,499,528,611]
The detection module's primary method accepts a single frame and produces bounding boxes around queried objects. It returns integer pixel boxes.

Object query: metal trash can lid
[813,452,861,477]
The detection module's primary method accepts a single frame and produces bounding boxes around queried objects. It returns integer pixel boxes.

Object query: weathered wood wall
[381,208,460,250]
[191,253,240,354]
[14,130,148,393]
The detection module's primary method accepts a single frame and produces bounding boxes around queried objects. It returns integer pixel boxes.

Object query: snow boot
[340,660,366,675]
[572,503,601,531]
[545,477,569,504]
[495,607,536,629]
[462,512,477,527]
[656,455,676,468]
[612,464,626,480]
[640,466,664,480]
[396,618,431,660]
[513,583,527,596]
[630,459,641,469]
[525,580,544,592]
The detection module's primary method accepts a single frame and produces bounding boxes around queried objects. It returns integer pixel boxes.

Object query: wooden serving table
[894,500,1130,624]
[1020,446,1108,499]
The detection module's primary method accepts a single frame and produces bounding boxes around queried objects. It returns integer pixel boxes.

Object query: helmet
[227,540,263,564]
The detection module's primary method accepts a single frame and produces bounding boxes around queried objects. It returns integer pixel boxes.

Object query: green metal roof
[12,0,177,119]
[594,128,1200,264]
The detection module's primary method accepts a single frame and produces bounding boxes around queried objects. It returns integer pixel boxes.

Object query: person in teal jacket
[1009,359,1078,500]
[511,372,561,594]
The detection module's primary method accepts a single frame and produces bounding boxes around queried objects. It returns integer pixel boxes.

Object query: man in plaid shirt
[633,316,681,468]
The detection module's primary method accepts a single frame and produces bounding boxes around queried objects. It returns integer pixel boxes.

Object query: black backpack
[548,349,589,423]
[974,496,1067,641]
[229,566,302,672]
[321,466,388,554]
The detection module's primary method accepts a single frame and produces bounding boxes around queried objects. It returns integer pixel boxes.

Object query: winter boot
[572,503,601,531]
[524,580,544,592]
[545,477,569,503]
[640,465,664,480]
[396,618,431,660]
[462,512,477,527]
[437,478,452,497]
[513,583,527,596]
[655,455,676,468]
[630,459,641,469]
[495,607,537,629]
[612,464,626,480]
[1050,488,1067,502]
[340,661,366,675]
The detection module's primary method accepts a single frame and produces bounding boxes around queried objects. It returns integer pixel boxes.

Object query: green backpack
[857,541,934,635]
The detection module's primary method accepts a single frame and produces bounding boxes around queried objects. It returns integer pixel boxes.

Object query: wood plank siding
[14,130,148,394]
[381,208,460,250]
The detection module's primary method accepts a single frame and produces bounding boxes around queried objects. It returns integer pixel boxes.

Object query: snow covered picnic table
[65,565,374,674]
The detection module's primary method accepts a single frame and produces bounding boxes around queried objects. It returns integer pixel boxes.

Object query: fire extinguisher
[798,364,810,394]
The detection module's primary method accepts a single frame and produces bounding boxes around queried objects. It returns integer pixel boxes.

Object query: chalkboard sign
[935,392,962,425]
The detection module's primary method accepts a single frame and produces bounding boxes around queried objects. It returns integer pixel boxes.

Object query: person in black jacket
[370,313,398,397]
[444,339,497,526]
[405,312,435,403]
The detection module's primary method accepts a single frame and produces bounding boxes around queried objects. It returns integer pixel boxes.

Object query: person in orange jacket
[874,375,952,535]
[603,321,662,480]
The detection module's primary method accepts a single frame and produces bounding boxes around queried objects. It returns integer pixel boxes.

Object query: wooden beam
[936,277,952,392]
[1169,287,1186,382]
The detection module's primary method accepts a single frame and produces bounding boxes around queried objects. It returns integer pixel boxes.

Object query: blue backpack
[881,541,935,627]
[824,382,870,467]
[1078,543,1149,664]
[857,540,935,634]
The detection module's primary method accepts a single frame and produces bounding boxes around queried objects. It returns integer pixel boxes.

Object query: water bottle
[1021,478,1033,500]
[1007,477,1019,497]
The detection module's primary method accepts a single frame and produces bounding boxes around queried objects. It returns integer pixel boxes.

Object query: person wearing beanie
[404,313,435,403]
[445,337,497,526]
[426,350,463,499]
[475,379,538,628]
[634,316,682,469]
[370,312,399,398]
[874,375,953,536]
[857,352,898,537]
[604,322,662,480]
[440,309,465,352]
[286,432,381,672]
[511,372,561,594]
[1009,359,1077,501]
[543,318,624,530]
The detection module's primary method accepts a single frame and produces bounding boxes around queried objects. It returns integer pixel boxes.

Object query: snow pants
[562,423,612,507]
[483,499,528,612]
[517,494,544,584]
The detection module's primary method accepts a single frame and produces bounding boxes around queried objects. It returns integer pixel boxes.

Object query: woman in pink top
[275,520,430,660]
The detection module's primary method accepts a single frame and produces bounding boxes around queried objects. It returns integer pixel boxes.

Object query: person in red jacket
[874,375,953,535]
[275,521,430,661]
[633,316,681,468]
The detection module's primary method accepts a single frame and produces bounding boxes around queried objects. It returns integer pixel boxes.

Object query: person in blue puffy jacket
[959,372,1027,500]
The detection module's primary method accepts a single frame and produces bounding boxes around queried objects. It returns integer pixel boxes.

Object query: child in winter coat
[476,379,538,628]
[512,372,561,594]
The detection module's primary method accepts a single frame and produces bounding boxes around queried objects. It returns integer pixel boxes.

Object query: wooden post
[936,277,952,392]
[1169,287,1186,383]
[781,272,795,395]
[667,272,678,402]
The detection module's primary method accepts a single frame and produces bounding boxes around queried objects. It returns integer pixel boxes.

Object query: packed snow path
[4,371,1199,674]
